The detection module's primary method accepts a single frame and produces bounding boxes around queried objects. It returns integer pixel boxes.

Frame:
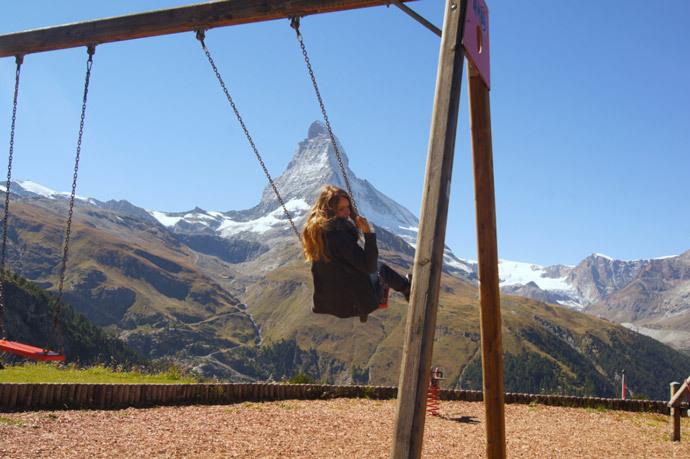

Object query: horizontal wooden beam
[0,0,417,58]
[668,377,690,407]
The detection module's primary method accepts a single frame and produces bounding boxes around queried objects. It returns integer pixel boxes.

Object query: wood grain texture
[468,60,506,459]
[391,1,467,458]
[0,0,417,57]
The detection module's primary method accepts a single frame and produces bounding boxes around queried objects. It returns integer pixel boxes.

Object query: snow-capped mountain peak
[2,180,92,203]
[146,120,468,275]
[15,180,58,199]
[272,121,419,239]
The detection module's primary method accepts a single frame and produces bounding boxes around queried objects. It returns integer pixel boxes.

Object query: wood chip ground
[1,399,689,458]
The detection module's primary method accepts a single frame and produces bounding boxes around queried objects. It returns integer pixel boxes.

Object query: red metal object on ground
[426,367,445,416]
[0,339,65,361]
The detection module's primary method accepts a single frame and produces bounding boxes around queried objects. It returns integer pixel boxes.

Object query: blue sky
[1,1,689,266]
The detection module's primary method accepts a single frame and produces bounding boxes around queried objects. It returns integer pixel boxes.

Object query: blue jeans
[370,262,409,302]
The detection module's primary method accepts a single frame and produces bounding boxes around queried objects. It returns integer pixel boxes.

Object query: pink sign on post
[462,0,490,89]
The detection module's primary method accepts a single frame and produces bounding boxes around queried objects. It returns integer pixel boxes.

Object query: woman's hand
[355,216,372,233]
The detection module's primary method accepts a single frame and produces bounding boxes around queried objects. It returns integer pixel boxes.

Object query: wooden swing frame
[0,1,504,457]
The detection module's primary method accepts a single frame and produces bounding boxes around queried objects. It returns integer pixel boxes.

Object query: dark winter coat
[311,217,379,318]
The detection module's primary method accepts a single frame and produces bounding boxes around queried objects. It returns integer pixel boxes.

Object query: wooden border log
[119,384,127,408]
[193,384,201,403]
[56,384,66,409]
[140,384,151,406]
[7,384,19,411]
[26,384,40,410]
[53,384,68,409]
[236,384,243,404]
[211,384,220,404]
[0,383,679,412]
[227,384,236,403]
[175,384,184,404]
[169,385,177,405]
[119,385,127,407]
[52,384,62,409]
[0,384,11,410]
[119,385,128,407]
[163,384,171,404]
[37,384,49,409]
[133,384,142,407]
[79,384,93,408]
[94,384,104,409]
[153,384,162,405]
[105,384,115,409]
[111,385,120,408]
[152,384,161,405]
[195,384,202,403]
[202,384,210,404]
[15,384,28,411]
[40,384,51,409]
[125,384,134,407]
[166,384,175,404]
[65,384,77,409]
[148,385,158,405]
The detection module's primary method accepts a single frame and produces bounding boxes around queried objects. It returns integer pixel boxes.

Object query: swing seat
[0,339,65,362]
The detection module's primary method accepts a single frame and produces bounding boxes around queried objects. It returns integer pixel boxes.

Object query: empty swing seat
[0,339,65,362]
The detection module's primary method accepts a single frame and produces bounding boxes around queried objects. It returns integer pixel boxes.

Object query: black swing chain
[289,17,358,216]
[53,45,96,348]
[0,55,23,340]
[195,30,302,242]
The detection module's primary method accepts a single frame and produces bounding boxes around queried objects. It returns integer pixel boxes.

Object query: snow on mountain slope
[2,180,93,203]
[498,259,572,291]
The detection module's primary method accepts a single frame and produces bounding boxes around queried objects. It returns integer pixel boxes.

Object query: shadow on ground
[439,415,480,424]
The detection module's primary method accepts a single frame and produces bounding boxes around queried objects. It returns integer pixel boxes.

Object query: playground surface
[1,398,688,458]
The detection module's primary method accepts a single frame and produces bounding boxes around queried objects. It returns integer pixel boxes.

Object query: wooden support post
[391,1,467,458]
[468,61,506,458]
[0,0,418,58]
[668,378,690,407]
[671,381,681,442]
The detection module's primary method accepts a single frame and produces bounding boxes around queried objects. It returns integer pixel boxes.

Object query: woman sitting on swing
[302,185,411,322]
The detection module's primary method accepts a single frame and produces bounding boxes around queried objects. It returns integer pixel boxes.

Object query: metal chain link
[54,45,96,350]
[290,18,358,215]
[196,30,302,242]
[0,55,23,340]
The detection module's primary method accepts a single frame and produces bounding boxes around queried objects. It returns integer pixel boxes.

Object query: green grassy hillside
[0,362,197,384]
[4,201,260,376]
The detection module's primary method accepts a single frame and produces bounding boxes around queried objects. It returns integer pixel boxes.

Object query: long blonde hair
[302,185,358,262]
